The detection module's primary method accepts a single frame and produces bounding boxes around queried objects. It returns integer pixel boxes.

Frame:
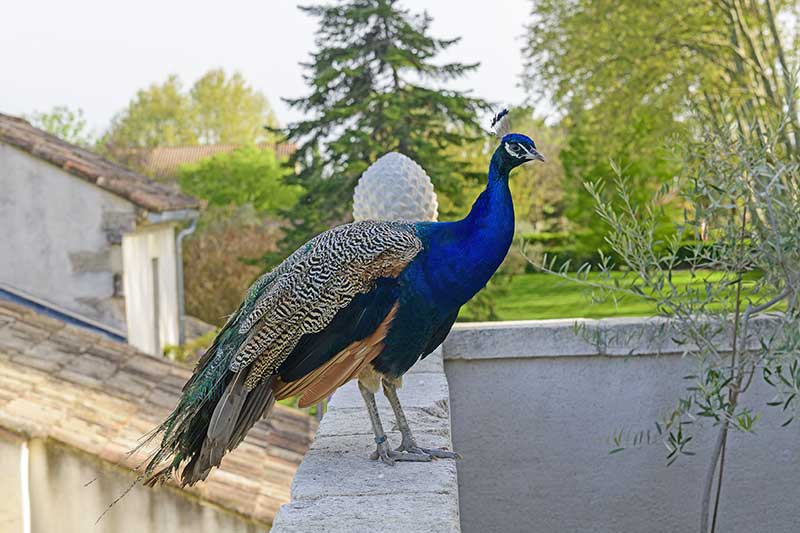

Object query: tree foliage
[103,74,194,149]
[100,69,278,156]
[179,145,302,216]
[189,70,277,145]
[271,0,489,262]
[526,3,799,527]
[523,0,799,245]
[27,106,94,147]
[182,206,283,327]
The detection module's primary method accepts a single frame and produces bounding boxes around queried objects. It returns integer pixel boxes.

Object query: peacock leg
[357,380,431,465]
[382,378,461,460]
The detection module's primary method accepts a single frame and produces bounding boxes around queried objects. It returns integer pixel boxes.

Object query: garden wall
[272,317,800,533]
[444,318,800,533]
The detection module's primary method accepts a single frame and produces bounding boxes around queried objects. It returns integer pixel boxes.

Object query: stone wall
[271,348,460,533]
[268,317,800,532]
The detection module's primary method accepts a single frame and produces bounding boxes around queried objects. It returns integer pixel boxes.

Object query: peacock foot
[370,438,432,465]
[396,437,461,460]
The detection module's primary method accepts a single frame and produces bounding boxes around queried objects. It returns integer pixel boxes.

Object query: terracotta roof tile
[0,113,200,213]
[0,299,316,526]
[136,142,296,178]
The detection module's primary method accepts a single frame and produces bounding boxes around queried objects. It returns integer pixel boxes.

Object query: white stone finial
[352,152,438,222]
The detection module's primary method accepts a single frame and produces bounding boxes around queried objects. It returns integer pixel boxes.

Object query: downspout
[20,441,30,533]
[175,218,197,345]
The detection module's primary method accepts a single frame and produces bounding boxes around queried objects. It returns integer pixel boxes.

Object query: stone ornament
[353,152,438,222]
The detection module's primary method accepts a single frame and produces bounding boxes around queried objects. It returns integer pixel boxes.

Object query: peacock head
[490,109,545,175]
[497,133,545,171]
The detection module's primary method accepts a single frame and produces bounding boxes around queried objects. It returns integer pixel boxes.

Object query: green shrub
[179,145,302,215]
[522,231,714,272]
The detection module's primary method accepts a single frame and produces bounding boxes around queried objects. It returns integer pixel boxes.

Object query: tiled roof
[136,142,296,178]
[0,113,200,213]
[0,300,317,525]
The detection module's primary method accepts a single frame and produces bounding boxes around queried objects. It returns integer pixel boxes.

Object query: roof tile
[136,142,296,178]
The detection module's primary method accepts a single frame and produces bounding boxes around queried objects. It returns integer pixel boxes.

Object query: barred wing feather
[232,220,421,388]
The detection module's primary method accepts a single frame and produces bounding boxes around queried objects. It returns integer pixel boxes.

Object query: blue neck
[414,153,515,310]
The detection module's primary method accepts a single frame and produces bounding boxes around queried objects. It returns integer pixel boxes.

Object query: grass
[460,270,764,322]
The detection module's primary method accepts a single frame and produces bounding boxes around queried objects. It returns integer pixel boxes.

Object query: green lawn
[460,271,761,321]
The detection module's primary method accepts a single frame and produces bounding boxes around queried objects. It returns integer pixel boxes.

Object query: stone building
[0,113,200,355]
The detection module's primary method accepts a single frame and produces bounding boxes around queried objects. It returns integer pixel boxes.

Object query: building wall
[0,432,24,533]
[122,224,180,355]
[443,319,800,533]
[0,143,134,331]
[0,437,265,533]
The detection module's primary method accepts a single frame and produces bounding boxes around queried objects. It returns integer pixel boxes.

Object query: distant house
[133,142,296,179]
[0,299,316,532]
[0,113,201,355]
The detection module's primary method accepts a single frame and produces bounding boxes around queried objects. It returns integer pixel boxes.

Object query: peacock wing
[273,277,401,407]
[230,220,422,390]
[145,220,421,486]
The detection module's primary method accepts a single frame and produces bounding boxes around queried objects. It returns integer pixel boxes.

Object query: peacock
[143,110,544,485]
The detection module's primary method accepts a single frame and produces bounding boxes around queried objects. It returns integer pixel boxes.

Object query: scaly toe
[397,443,461,460]
[418,447,461,460]
[390,449,432,462]
[369,450,394,466]
[371,441,431,464]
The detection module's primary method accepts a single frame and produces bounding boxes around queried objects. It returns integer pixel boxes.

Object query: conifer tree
[272,0,488,261]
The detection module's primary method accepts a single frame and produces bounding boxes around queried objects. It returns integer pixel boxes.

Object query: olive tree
[530,93,800,532]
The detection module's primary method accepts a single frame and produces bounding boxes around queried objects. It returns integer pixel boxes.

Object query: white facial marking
[518,144,536,159]
[504,142,522,159]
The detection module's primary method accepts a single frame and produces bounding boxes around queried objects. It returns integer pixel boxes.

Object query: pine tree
[270,0,488,262]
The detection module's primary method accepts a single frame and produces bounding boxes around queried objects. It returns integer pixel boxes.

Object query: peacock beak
[525,147,545,162]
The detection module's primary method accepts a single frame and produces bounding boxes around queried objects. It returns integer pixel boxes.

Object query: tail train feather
[138,271,282,487]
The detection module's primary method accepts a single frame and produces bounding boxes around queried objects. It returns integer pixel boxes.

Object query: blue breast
[372,167,515,377]
[411,178,514,311]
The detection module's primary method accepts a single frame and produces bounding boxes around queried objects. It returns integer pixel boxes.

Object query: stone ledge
[271,348,461,533]
[273,493,460,533]
[444,315,778,360]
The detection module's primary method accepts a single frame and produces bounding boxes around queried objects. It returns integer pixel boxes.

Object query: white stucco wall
[0,143,134,331]
[0,432,24,533]
[443,319,800,533]
[122,224,180,355]
[0,436,264,533]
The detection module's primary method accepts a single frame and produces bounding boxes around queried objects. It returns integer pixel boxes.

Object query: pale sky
[0,0,538,135]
